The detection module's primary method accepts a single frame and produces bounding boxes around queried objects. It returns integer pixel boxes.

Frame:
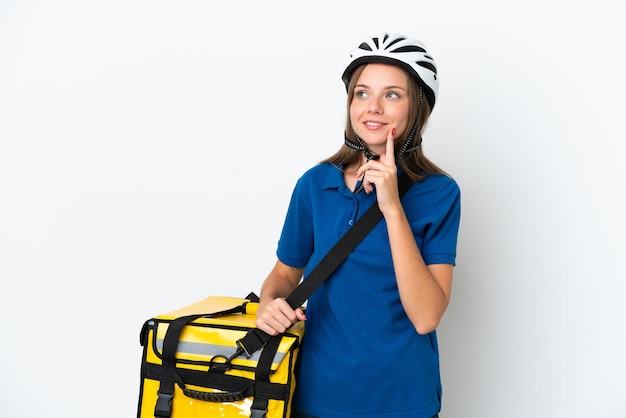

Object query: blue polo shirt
[277,162,461,418]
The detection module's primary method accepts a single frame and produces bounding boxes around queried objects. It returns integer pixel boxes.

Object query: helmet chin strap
[399,85,425,159]
[344,125,380,162]
[399,122,422,159]
[342,127,379,194]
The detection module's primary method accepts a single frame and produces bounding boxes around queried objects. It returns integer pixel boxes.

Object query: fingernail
[391,128,395,136]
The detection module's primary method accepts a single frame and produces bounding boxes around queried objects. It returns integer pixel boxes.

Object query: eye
[386,91,400,99]
[355,90,368,99]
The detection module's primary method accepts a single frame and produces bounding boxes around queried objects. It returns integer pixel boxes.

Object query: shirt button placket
[348,198,358,227]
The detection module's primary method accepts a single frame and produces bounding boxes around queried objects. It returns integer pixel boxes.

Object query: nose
[367,97,383,114]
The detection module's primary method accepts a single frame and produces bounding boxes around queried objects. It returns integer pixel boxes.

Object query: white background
[1,1,625,417]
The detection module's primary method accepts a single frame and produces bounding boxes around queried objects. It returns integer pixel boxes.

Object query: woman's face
[349,63,410,155]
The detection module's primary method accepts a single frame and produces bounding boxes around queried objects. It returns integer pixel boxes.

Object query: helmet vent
[394,45,427,53]
[386,37,406,49]
[359,42,373,51]
[417,61,437,74]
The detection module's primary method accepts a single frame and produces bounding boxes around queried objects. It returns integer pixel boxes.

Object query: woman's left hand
[354,127,401,214]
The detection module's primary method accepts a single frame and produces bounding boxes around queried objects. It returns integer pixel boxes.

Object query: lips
[363,121,387,129]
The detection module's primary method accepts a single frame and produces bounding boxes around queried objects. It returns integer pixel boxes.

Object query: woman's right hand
[255,297,306,336]
[255,260,307,336]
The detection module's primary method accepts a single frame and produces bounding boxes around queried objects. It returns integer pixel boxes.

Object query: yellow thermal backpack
[137,293,305,418]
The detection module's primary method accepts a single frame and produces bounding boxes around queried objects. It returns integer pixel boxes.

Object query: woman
[255,33,461,418]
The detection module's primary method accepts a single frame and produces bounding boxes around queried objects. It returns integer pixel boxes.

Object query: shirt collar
[322,163,345,190]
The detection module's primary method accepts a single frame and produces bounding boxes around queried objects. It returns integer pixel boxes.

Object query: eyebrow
[355,83,408,91]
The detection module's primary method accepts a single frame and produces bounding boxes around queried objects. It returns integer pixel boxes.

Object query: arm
[384,208,453,334]
[355,127,453,334]
[255,260,307,336]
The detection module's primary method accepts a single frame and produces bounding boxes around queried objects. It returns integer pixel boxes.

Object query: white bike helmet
[341,33,439,110]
